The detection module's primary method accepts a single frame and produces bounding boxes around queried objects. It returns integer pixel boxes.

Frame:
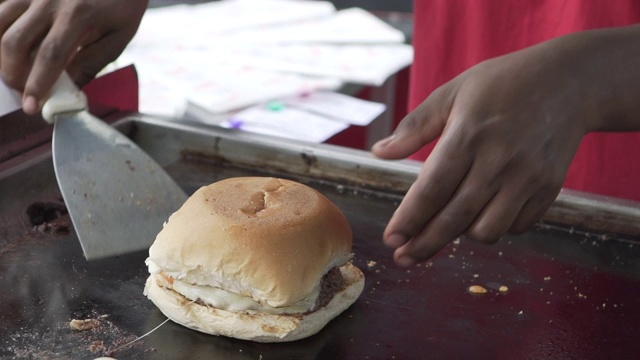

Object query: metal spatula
[42,72,187,260]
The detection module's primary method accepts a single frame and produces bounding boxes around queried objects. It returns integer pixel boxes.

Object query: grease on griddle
[26,201,70,235]
[5,311,150,359]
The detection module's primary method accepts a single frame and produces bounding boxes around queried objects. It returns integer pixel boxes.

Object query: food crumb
[367,260,377,269]
[70,318,101,331]
[498,285,509,293]
[88,340,106,353]
[473,274,479,278]
[468,285,488,294]
[544,276,551,281]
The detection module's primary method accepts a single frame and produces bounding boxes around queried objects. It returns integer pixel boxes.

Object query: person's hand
[0,0,148,114]
[372,25,640,266]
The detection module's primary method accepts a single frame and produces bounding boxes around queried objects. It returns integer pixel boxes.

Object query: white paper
[118,51,342,115]
[0,80,22,117]
[221,105,348,143]
[129,0,336,48]
[207,43,413,86]
[196,7,406,46]
[283,91,386,126]
[118,0,413,117]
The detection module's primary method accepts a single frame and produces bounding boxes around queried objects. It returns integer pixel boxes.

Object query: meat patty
[313,266,346,311]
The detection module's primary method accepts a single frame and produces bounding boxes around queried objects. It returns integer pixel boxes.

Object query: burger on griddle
[144,177,364,342]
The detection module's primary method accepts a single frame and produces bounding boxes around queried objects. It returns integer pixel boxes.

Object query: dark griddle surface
[1,118,639,360]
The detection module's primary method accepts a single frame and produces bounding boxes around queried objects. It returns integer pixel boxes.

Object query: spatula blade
[52,111,187,260]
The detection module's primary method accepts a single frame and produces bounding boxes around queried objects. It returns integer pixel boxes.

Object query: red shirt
[410,0,640,201]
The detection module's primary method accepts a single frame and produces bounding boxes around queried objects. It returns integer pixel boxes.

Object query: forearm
[545,24,640,132]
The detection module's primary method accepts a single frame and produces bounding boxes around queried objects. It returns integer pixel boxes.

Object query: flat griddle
[1,114,640,360]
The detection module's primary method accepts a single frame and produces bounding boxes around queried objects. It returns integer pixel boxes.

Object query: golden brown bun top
[148,177,353,307]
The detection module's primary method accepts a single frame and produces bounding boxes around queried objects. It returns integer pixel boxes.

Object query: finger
[392,160,501,265]
[466,163,563,241]
[465,185,529,245]
[0,0,29,40]
[382,129,473,249]
[23,9,93,113]
[0,2,50,90]
[66,30,135,87]
[372,83,456,159]
[508,189,559,234]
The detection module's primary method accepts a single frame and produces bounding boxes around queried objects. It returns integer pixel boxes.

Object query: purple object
[228,118,244,129]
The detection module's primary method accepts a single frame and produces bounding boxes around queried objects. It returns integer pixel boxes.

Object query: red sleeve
[409,0,640,201]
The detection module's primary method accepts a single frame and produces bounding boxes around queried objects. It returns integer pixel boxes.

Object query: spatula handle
[41,71,88,124]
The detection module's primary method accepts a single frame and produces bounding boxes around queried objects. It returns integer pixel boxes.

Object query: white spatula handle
[41,71,88,124]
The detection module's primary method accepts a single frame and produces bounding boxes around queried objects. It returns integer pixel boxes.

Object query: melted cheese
[171,279,318,314]
[146,258,318,314]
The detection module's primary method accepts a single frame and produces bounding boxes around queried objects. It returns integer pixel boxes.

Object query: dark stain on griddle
[301,151,317,169]
[180,149,226,165]
[176,148,408,199]
[27,201,67,226]
[26,201,71,235]
[180,136,223,163]
[180,148,313,180]
[212,136,221,154]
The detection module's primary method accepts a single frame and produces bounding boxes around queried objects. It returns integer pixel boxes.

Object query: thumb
[371,84,454,159]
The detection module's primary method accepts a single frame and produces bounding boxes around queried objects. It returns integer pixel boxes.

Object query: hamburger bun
[144,177,364,342]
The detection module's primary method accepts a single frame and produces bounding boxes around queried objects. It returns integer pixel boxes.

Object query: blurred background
[126,0,415,150]
[1,0,415,166]
[150,0,413,12]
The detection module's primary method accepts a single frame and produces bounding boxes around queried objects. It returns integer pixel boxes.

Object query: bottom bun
[144,263,364,343]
